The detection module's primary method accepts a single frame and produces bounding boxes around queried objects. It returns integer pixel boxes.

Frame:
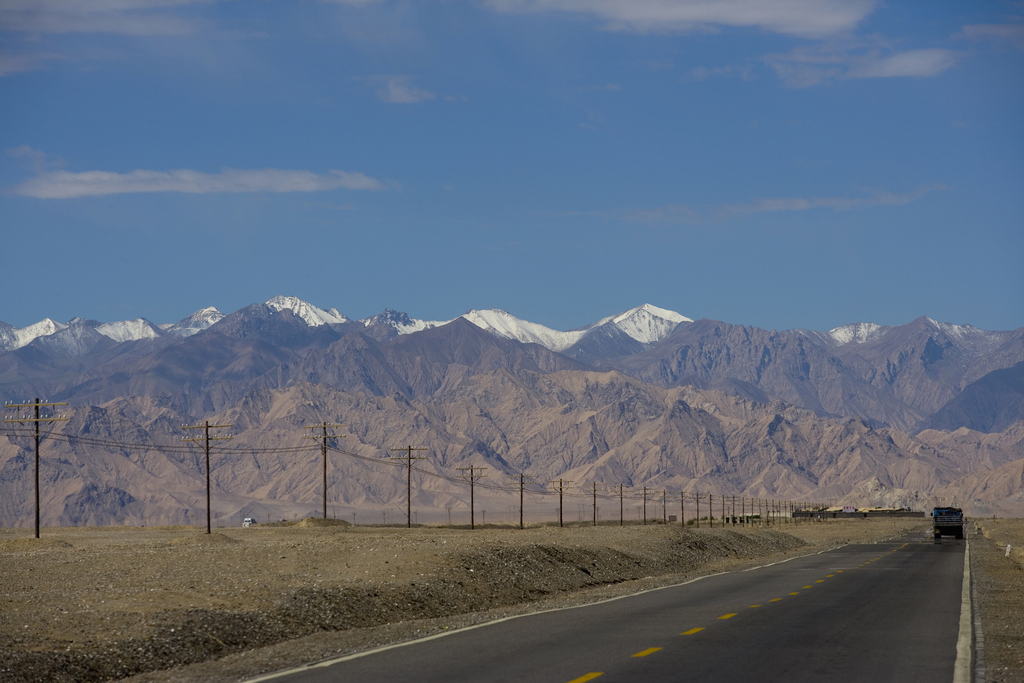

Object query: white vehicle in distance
[242,517,257,528]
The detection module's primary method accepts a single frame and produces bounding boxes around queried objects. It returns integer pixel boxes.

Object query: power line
[181,421,232,534]
[390,445,427,528]
[303,423,345,520]
[549,478,574,528]
[456,466,487,529]
[4,399,67,539]
[506,472,536,529]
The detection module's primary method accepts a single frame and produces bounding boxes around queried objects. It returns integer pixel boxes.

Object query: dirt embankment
[0,519,925,683]
[973,519,1024,683]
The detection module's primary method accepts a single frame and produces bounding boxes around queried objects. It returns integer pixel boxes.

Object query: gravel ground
[0,518,926,683]
[974,519,1024,683]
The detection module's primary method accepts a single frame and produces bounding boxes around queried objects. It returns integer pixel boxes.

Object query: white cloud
[765,40,958,87]
[11,167,386,199]
[688,64,752,80]
[623,185,944,224]
[845,49,958,79]
[0,0,210,36]
[7,145,65,172]
[959,23,1024,51]
[0,52,64,77]
[484,0,876,38]
[377,76,436,104]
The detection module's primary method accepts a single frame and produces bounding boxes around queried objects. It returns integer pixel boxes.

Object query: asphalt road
[263,532,965,683]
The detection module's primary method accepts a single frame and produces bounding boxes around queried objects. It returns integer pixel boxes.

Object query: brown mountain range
[3,369,1022,527]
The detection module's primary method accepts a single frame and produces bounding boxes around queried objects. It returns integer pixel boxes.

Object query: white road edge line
[953,536,972,683]
[242,543,853,683]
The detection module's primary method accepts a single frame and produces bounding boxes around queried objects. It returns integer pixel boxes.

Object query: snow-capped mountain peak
[95,318,163,343]
[458,304,691,352]
[828,322,886,345]
[604,303,692,344]
[265,296,349,326]
[0,318,68,351]
[461,309,587,351]
[166,307,224,337]
[361,309,450,335]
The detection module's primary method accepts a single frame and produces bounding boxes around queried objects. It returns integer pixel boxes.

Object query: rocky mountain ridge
[3,373,1021,527]
[2,296,1021,435]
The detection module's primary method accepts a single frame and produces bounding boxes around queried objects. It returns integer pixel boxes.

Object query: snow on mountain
[459,304,691,352]
[821,318,1009,355]
[923,318,1012,355]
[265,296,349,326]
[599,303,692,345]
[828,322,887,345]
[0,318,68,351]
[95,318,164,343]
[166,307,225,337]
[461,309,588,351]
[361,309,450,335]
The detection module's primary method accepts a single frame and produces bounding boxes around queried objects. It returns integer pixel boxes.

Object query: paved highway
[259,532,965,683]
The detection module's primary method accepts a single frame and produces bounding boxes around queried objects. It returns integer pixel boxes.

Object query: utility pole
[612,485,629,526]
[694,491,700,528]
[639,486,651,525]
[662,489,667,524]
[680,491,686,527]
[549,479,573,528]
[303,422,345,519]
[708,493,713,528]
[182,420,233,534]
[589,483,600,526]
[390,445,427,528]
[506,472,535,529]
[4,399,67,539]
[456,466,487,529]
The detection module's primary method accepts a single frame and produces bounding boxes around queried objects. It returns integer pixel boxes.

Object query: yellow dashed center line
[803,585,812,589]
[632,647,662,658]
[826,574,834,577]
[788,592,799,595]
[567,674,603,683]
[749,604,761,608]
[718,613,737,620]
[815,580,824,583]
[769,598,783,602]
[681,627,704,635]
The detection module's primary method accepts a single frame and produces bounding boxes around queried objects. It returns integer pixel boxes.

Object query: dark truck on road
[932,507,964,540]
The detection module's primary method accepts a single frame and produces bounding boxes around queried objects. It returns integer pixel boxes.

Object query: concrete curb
[953,536,973,683]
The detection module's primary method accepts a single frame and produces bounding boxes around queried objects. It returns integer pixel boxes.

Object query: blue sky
[1,0,1022,333]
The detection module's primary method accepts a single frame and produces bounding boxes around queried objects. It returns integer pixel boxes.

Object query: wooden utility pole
[661,489,668,524]
[456,466,487,529]
[693,491,700,528]
[708,493,713,528]
[680,491,686,527]
[304,423,345,519]
[549,479,573,527]
[590,483,601,526]
[611,485,630,526]
[638,486,652,525]
[390,445,427,528]
[182,421,233,534]
[506,472,535,529]
[4,399,67,539]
